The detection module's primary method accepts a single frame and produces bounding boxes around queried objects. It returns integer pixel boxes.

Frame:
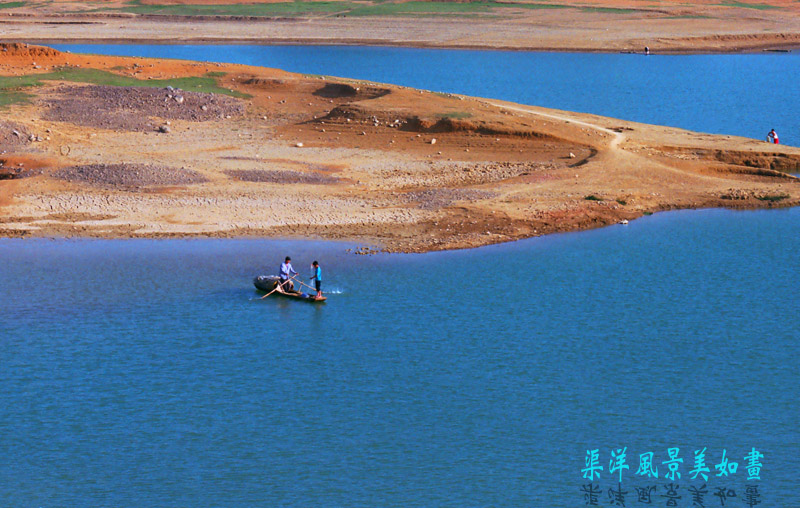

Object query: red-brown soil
[1,43,799,251]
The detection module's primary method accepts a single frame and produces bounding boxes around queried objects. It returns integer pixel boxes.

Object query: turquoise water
[3,45,798,506]
[2,209,799,506]
[53,44,800,144]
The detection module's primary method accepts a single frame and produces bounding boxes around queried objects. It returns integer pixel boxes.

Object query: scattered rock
[1,122,32,150]
[404,188,495,210]
[224,169,338,184]
[42,85,245,132]
[0,164,39,180]
[53,163,208,188]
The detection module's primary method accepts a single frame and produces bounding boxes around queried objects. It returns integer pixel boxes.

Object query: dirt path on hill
[2,44,800,252]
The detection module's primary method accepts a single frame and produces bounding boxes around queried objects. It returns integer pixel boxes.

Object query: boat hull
[254,276,327,303]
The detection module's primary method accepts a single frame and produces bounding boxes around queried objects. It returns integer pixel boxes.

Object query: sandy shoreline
[1,43,800,252]
[2,0,800,55]
[13,38,800,55]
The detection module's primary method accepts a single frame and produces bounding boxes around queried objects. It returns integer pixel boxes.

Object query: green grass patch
[438,111,473,119]
[0,2,27,10]
[643,211,653,215]
[756,193,790,202]
[0,66,249,109]
[584,194,603,201]
[105,0,567,17]
[111,0,352,16]
[347,0,567,16]
[0,73,42,107]
[719,1,781,9]
[0,74,46,90]
[204,71,227,77]
[0,90,31,108]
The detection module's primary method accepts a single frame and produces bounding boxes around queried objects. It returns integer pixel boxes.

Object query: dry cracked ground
[1,43,800,251]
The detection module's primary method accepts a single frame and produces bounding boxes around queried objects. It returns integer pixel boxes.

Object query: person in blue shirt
[279,256,298,291]
[309,260,322,299]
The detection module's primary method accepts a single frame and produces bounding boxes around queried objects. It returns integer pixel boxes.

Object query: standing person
[309,261,322,299]
[767,129,779,144]
[279,256,297,291]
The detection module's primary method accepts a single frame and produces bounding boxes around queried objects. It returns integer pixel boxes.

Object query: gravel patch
[42,85,245,132]
[225,169,338,184]
[404,188,496,210]
[0,166,33,180]
[0,121,31,151]
[53,163,208,188]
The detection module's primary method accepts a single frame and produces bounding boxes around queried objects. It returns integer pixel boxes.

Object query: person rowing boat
[279,256,298,291]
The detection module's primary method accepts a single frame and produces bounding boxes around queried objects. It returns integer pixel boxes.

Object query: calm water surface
[3,45,798,506]
[53,44,800,144]
[2,209,799,507]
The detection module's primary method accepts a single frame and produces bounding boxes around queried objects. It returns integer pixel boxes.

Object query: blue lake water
[2,210,798,507]
[53,44,799,145]
[2,45,798,506]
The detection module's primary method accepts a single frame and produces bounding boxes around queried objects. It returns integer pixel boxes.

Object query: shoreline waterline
[17,38,800,55]
[4,206,799,255]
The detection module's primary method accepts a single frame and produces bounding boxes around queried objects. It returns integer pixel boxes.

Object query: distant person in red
[767,129,779,144]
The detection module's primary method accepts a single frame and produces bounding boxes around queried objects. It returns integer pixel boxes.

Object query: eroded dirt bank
[1,43,799,252]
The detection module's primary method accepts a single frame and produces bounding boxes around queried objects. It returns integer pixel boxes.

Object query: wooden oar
[295,277,324,297]
[260,275,297,299]
[296,278,318,293]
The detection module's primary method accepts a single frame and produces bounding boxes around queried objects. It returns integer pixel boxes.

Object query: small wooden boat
[254,275,327,303]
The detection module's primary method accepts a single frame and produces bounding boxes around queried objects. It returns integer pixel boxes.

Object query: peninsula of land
[1,0,800,53]
[1,43,799,252]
